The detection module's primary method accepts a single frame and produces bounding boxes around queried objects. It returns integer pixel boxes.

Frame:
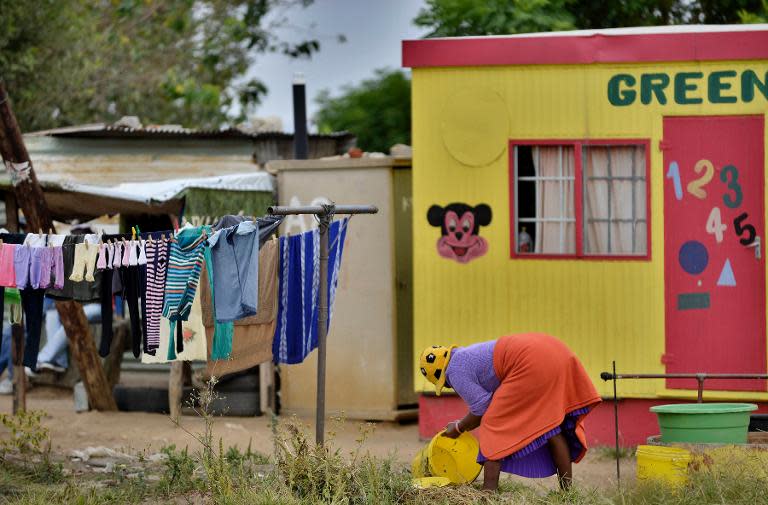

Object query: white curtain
[584,146,646,254]
[532,146,575,254]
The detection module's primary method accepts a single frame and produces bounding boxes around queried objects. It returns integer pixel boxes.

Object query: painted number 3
[706,207,727,243]
[720,165,743,209]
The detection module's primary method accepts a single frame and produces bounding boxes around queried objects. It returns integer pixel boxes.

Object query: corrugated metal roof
[27,123,354,141]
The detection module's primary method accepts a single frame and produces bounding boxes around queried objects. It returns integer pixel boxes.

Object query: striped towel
[272,218,348,364]
[163,227,208,357]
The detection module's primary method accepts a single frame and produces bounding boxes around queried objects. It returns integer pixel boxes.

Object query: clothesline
[0,214,352,380]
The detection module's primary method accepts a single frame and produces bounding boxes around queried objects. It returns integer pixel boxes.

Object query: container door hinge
[660,353,674,365]
[658,140,671,151]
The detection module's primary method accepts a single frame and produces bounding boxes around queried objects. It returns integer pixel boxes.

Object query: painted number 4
[706,207,727,243]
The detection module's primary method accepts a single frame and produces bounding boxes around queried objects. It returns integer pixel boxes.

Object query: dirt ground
[1,386,635,490]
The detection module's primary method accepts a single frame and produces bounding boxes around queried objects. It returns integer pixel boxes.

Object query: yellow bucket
[636,444,691,486]
[411,431,482,484]
[411,476,451,489]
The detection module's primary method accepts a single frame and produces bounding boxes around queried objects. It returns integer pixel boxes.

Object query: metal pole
[612,361,620,485]
[316,212,331,445]
[267,203,378,446]
[268,205,378,216]
[292,73,309,160]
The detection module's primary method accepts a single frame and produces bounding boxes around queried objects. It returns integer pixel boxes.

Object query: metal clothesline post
[268,204,378,445]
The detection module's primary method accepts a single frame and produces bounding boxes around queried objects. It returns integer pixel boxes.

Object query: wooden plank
[104,322,128,389]
[259,361,273,414]
[169,362,184,420]
[56,300,117,411]
[11,321,25,414]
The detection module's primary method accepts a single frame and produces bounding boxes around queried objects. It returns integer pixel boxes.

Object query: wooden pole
[11,315,25,414]
[4,192,19,232]
[169,362,183,421]
[0,81,116,411]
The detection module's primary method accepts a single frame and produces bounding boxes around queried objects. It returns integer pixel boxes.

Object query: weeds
[0,410,63,485]
[272,417,412,504]
[4,380,768,504]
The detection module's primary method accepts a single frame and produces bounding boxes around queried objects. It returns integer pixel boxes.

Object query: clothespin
[131,227,136,241]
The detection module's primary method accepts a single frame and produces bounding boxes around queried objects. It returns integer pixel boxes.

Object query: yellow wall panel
[412,61,768,398]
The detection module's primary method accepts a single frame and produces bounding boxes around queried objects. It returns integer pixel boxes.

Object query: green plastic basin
[650,403,758,444]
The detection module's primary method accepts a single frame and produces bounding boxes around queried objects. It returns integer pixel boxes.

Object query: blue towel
[273,219,349,364]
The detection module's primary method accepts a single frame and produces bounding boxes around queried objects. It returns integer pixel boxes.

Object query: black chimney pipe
[292,73,309,159]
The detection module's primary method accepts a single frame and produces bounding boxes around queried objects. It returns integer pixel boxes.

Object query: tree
[413,0,575,37]
[314,69,411,154]
[739,0,768,22]
[414,0,768,36]
[0,0,330,131]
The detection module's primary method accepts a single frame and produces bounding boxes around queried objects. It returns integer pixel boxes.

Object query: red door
[663,115,766,391]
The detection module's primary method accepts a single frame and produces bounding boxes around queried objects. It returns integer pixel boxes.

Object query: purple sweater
[445,340,500,415]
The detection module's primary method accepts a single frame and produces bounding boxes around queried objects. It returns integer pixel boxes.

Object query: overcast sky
[247,0,428,132]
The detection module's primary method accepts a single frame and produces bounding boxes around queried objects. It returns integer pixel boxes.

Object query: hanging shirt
[208,220,260,322]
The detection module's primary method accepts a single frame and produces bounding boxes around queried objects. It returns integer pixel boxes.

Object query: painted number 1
[666,161,683,200]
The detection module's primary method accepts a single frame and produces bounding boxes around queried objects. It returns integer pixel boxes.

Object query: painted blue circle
[679,240,709,275]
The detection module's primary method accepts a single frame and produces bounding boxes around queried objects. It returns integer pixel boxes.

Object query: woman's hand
[442,421,461,439]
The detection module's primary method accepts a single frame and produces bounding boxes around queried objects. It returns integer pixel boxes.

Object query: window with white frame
[514,145,576,255]
[583,145,647,255]
[512,142,648,258]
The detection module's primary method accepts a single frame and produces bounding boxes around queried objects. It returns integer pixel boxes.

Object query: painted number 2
[687,159,714,199]
[734,212,757,246]
[706,207,727,243]
[720,164,743,209]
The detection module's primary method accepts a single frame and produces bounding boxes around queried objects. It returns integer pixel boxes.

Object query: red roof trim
[403,31,768,68]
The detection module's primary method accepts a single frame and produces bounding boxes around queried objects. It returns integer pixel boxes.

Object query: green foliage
[157,444,197,496]
[314,69,411,153]
[0,410,64,486]
[272,418,413,504]
[413,0,575,37]
[414,0,768,36]
[0,0,326,131]
[739,0,768,21]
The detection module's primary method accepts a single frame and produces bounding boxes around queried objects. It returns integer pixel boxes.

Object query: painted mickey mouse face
[428,203,492,263]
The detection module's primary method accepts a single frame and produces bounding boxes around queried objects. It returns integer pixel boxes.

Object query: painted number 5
[687,159,714,199]
[720,164,743,209]
[734,212,757,246]
[706,207,727,243]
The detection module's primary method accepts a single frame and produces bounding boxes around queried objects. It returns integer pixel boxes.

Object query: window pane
[514,145,575,254]
[584,145,647,255]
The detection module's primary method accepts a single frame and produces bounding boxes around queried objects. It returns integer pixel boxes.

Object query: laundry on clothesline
[272,218,349,365]
[0,213,350,376]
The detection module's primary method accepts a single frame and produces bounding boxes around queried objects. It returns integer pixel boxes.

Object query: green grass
[3,425,768,505]
[2,392,767,504]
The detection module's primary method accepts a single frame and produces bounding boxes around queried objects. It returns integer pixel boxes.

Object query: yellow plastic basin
[411,431,482,484]
[636,444,691,486]
[411,476,451,489]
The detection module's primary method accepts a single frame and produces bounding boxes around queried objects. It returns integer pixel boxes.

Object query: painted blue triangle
[717,259,736,287]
